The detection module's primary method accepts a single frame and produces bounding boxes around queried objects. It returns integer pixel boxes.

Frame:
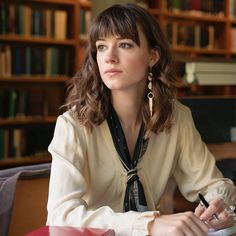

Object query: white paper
[208,224,236,236]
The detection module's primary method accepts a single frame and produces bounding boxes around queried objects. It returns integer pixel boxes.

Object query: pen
[198,193,219,221]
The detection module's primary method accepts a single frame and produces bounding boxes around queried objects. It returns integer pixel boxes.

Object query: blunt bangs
[90,5,140,51]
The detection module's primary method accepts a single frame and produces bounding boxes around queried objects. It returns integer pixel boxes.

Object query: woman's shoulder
[57,109,107,135]
[172,99,192,123]
[55,109,86,133]
[60,109,79,124]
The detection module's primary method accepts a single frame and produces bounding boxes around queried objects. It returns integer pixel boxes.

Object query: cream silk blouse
[46,101,236,236]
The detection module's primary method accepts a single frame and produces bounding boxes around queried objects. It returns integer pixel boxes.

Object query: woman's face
[96,27,159,93]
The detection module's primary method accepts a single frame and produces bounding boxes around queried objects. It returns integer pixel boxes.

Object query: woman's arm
[174,103,236,204]
[173,103,236,229]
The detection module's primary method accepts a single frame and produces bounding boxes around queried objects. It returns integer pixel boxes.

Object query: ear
[149,47,160,67]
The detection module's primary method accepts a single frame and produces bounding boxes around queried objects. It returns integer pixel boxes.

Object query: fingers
[195,203,205,217]
[207,211,234,230]
[195,197,234,231]
[199,198,224,221]
[181,212,209,236]
[151,212,209,236]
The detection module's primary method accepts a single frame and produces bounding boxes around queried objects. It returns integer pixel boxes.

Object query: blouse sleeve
[173,103,236,207]
[46,113,156,236]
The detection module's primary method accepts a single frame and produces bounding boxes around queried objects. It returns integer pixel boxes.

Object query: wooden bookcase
[148,0,236,212]
[148,0,236,58]
[147,0,236,98]
[0,0,92,169]
[148,0,236,147]
[0,0,235,169]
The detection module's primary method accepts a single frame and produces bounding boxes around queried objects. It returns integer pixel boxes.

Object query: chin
[104,81,125,90]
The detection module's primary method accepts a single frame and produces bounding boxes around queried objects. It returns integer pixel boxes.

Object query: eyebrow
[96,36,131,41]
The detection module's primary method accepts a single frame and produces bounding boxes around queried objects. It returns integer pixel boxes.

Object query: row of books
[166,23,216,49]
[0,44,72,77]
[0,2,68,39]
[167,0,224,15]
[0,125,53,159]
[0,89,47,119]
[148,0,225,15]
[230,27,236,52]
[177,85,236,97]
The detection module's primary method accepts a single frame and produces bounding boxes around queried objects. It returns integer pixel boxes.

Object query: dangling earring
[147,71,154,117]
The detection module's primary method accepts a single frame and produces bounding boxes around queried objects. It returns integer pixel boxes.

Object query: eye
[96,44,107,52]
[119,42,134,49]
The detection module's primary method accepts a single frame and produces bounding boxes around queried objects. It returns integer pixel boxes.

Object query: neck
[111,91,144,130]
[110,85,146,159]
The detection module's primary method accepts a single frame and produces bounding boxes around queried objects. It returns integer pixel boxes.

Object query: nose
[105,47,119,64]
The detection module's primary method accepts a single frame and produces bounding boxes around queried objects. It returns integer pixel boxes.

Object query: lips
[104,68,122,76]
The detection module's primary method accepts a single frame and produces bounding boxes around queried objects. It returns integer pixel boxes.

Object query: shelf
[150,9,226,22]
[172,45,227,55]
[79,35,89,45]
[0,116,57,126]
[79,0,92,9]
[0,153,52,170]
[177,84,236,98]
[24,0,77,5]
[148,1,236,60]
[179,95,236,99]
[229,18,236,24]
[207,142,236,160]
[0,35,77,45]
[164,11,226,22]
[0,76,69,83]
[0,0,88,169]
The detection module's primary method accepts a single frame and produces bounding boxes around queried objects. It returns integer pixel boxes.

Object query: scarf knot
[127,169,139,185]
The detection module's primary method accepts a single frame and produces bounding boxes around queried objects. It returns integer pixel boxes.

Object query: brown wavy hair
[64,3,177,136]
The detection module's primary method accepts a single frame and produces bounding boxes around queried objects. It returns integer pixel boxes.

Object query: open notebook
[208,224,236,236]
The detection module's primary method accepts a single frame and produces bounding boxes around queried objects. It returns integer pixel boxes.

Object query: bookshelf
[0,0,92,169]
[148,0,236,58]
[147,1,236,99]
[147,0,236,152]
[147,0,236,211]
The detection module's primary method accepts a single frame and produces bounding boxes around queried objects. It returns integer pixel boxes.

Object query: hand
[195,197,234,230]
[148,211,209,236]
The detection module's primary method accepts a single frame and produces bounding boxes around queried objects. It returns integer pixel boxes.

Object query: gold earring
[147,71,154,117]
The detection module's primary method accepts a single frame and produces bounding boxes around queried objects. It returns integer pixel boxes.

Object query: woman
[47,4,236,235]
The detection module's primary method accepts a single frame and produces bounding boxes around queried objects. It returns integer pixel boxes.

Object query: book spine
[3,129,10,158]
[0,2,7,34]
[194,24,201,48]
[0,129,4,160]
[18,5,24,35]
[24,5,32,36]
[190,0,201,11]
[207,26,215,49]
[8,89,18,118]
[54,10,67,40]
[45,9,52,38]
[8,3,16,34]
[5,45,11,77]
[171,0,181,12]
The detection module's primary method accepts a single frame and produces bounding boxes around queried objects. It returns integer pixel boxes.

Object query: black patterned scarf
[107,103,149,212]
